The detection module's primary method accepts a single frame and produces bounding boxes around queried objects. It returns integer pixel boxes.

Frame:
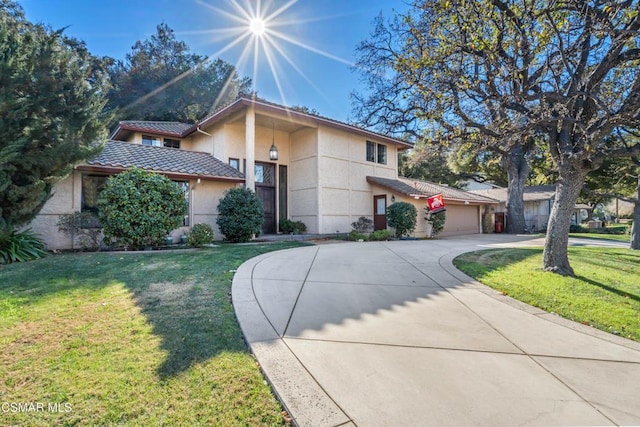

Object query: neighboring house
[469,185,592,232]
[460,179,502,191]
[31,96,496,249]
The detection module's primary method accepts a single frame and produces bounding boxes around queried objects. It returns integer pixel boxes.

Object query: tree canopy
[0,0,110,228]
[107,23,251,124]
[354,0,640,275]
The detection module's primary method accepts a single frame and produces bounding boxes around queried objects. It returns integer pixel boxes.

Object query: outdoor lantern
[269,122,278,161]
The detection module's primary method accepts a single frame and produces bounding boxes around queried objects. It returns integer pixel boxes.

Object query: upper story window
[366,141,387,165]
[229,158,240,170]
[164,138,181,149]
[142,135,162,147]
[142,135,181,149]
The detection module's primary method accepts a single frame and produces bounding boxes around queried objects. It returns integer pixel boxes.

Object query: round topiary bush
[187,223,214,247]
[216,187,263,243]
[387,202,418,238]
[97,168,187,249]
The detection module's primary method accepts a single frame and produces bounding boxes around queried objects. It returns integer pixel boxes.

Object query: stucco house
[30,97,497,249]
[469,185,592,232]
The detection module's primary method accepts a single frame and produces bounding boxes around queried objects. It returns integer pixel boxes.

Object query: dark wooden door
[255,162,276,234]
[373,195,387,230]
[256,186,276,234]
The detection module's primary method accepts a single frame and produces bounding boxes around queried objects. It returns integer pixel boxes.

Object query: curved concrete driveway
[232,235,640,426]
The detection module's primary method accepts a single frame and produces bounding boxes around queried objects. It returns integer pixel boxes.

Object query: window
[164,138,180,149]
[229,158,240,170]
[377,144,387,165]
[366,141,387,164]
[81,175,108,213]
[366,141,376,162]
[175,181,190,226]
[142,135,162,147]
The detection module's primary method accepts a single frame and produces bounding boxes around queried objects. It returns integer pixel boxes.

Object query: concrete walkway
[232,235,640,426]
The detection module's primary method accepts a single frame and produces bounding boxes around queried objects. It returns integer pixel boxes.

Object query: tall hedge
[217,187,263,243]
[97,168,187,249]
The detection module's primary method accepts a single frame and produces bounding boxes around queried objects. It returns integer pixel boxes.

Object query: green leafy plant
[425,209,447,237]
[97,168,187,250]
[217,188,263,243]
[187,223,214,247]
[348,231,369,241]
[351,216,374,233]
[387,202,417,238]
[279,218,294,234]
[370,229,393,241]
[279,219,307,234]
[0,227,47,264]
[56,211,103,251]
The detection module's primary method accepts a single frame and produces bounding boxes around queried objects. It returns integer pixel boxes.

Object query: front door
[373,195,387,230]
[255,162,276,234]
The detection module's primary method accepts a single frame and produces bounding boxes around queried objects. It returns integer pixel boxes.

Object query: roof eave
[187,97,414,148]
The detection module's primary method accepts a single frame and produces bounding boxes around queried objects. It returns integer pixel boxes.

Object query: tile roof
[399,178,499,203]
[83,140,244,181]
[114,121,193,137]
[366,176,498,204]
[366,176,426,197]
[469,185,558,202]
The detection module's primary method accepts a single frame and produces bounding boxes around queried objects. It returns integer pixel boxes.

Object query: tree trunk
[504,146,530,234]
[631,176,640,250]
[543,168,588,276]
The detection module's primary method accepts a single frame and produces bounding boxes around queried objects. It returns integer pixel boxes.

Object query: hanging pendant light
[269,121,278,161]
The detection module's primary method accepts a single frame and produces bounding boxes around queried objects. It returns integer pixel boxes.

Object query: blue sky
[18,0,410,123]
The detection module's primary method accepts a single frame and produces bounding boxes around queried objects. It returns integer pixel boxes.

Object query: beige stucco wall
[316,126,399,234]
[188,180,239,240]
[27,173,82,250]
[289,127,319,233]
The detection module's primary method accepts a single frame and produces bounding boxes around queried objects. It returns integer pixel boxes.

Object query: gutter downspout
[196,127,214,156]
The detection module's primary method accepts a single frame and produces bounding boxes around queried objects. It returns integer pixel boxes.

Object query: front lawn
[568,232,631,243]
[0,243,306,426]
[454,247,640,342]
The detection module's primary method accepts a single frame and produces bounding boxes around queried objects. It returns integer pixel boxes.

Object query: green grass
[454,247,640,342]
[568,232,631,243]
[0,242,307,426]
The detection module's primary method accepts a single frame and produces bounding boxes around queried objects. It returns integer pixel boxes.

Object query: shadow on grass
[0,243,307,379]
[575,275,640,304]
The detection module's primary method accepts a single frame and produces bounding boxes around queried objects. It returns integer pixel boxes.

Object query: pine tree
[0,0,110,228]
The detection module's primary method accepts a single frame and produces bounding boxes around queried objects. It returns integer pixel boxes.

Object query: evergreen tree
[0,0,110,228]
[107,23,251,124]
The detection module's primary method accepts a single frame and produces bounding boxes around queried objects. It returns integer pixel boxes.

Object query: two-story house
[30,97,496,249]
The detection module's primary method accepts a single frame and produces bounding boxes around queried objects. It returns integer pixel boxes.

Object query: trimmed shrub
[97,168,187,250]
[217,187,263,243]
[187,223,214,247]
[387,202,418,238]
[0,227,47,264]
[351,216,374,233]
[279,218,294,234]
[370,229,393,241]
[56,211,102,251]
[280,219,307,234]
[348,231,369,241]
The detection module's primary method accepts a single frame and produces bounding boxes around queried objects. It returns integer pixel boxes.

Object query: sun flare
[249,17,266,36]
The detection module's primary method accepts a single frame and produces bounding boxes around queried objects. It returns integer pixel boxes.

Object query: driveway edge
[232,250,351,427]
